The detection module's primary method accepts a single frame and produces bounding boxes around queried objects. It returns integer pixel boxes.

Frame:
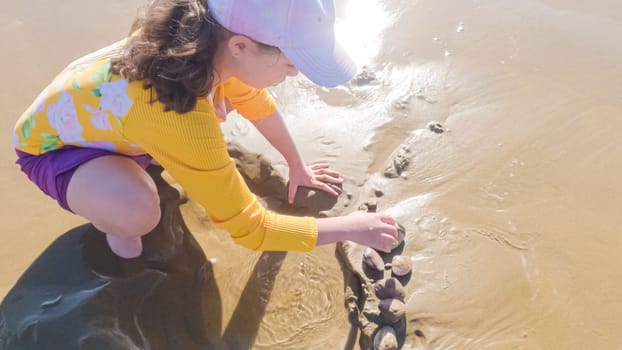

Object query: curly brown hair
[112,0,229,113]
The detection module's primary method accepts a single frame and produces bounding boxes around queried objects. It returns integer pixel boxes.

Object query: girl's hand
[288,163,343,204]
[340,211,398,252]
[316,211,399,253]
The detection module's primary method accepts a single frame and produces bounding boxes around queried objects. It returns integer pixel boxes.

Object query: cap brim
[281,41,357,88]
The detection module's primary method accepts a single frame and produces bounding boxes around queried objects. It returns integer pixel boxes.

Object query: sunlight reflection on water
[336,0,392,67]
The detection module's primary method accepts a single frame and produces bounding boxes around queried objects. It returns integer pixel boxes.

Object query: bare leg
[66,155,161,258]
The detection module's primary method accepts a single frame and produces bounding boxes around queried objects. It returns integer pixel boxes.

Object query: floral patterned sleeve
[14,39,148,156]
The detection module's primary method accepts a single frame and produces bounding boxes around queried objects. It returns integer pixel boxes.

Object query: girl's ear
[227,35,253,58]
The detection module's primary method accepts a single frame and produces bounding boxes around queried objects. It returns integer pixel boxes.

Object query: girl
[12,0,398,258]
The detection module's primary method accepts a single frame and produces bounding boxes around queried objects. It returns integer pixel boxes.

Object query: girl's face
[225,36,299,88]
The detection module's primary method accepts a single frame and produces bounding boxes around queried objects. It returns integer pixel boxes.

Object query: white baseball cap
[208,0,357,87]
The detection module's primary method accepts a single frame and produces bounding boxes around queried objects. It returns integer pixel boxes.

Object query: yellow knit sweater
[13,39,318,252]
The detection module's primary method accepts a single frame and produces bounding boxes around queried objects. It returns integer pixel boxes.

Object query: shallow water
[2,0,622,348]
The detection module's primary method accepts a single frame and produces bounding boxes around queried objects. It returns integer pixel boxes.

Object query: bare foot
[106,234,143,258]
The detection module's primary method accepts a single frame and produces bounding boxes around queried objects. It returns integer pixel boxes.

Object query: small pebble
[352,70,378,85]
[373,326,398,350]
[427,122,444,134]
[379,298,407,324]
[375,278,406,302]
[389,223,406,250]
[393,155,409,174]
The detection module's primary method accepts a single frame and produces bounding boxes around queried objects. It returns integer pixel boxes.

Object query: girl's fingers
[379,214,396,226]
[311,164,342,177]
[313,182,339,196]
[313,167,340,177]
[380,233,398,251]
[315,174,343,184]
[374,242,390,253]
[382,223,398,237]
[310,163,330,170]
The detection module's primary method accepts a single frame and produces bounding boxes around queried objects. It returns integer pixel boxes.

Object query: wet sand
[2,0,622,349]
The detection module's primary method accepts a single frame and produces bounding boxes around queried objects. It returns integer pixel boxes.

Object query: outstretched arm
[251,110,343,203]
[249,110,398,252]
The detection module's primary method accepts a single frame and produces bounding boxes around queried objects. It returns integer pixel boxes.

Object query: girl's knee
[67,155,162,237]
[110,191,161,237]
[135,192,162,234]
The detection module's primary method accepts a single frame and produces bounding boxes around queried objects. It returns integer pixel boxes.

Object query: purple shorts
[15,146,152,212]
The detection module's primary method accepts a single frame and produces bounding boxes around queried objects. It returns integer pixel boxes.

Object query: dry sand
[2,0,622,349]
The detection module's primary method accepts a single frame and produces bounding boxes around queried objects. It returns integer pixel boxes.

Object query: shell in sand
[389,255,412,276]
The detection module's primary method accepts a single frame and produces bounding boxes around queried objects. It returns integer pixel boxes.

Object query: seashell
[373,326,398,350]
[389,223,406,250]
[363,247,385,271]
[374,278,406,302]
[379,298,406,324]
[388,255,412,276]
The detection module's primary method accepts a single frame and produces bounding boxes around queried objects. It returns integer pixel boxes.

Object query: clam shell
[390,255,412,276]
[389,223,406,250]
[363,247,385,271]
[373,326,398,350]
[374,277,406,302]
[379,298,406,324]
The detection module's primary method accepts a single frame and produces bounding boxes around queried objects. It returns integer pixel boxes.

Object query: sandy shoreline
[2,0,622,348]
